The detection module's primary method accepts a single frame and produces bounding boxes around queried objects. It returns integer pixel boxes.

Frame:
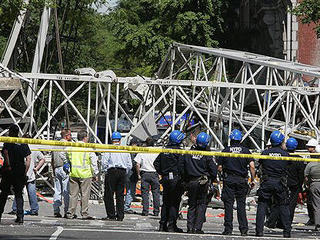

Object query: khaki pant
[310,182,320,225]
[67,177,92,217]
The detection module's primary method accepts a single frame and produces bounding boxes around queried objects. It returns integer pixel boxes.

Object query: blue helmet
[270,130,285,146]
[286,137,298,151]
[111,131,122,140]
[169,130,185,145]
[229,129,242,141]
[196,132,211,149]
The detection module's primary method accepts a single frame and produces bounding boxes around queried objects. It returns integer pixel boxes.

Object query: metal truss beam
[1,42,320,150]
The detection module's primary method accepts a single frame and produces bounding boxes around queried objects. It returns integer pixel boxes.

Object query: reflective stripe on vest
[68,147,92,178]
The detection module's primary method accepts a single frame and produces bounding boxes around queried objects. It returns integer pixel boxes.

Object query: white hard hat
[306,138,318,147]
[316,145,320,153]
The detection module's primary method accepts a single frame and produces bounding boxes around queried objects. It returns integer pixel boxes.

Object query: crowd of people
[0,124,320,238]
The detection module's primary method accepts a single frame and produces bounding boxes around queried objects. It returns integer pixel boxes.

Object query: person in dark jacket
[255,130,291,238]
[154,130,185,232]
[181,132,217,234]
[124,138,139,214]
[218,129,256,236]
[0,124,31,224]
[266,137,304,228]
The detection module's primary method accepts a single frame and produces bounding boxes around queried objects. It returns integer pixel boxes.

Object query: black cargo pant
[104,168,126,220]
[187,179,208,231]
[267,185,300,227]
[256,178,291,235]
[0,172,26,220]
[288,186,300,224]
[160,175,183,230]
[221,175,249,233]
[141,171,160,215]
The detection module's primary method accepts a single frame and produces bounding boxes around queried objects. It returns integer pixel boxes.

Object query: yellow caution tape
[290,152,320,156]
[29,149,141,154]
[1,136,320,162]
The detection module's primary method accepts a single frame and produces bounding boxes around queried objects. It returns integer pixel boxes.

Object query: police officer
[218,129,255,236]
[286,138,304,225]
[255,130,291,238]
[154,130,184,232]
[101,132,132,221]
[266,137,304,228]
[181,132,217,234]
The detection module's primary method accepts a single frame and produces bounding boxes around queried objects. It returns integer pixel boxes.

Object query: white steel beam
[1,0,29,67]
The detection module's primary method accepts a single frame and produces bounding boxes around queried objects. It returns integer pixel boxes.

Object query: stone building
[238,0,320,67]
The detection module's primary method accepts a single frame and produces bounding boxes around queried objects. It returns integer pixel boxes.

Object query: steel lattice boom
[1,42,320,151]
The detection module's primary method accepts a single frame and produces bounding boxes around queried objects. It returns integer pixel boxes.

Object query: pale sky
[97,1,118,13]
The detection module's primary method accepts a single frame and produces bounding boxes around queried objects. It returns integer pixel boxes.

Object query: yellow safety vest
[68,147,92,178]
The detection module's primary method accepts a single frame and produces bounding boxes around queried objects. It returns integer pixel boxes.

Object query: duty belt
[163,172,179,177]
[224,171,246,178]
[108,167,126,171]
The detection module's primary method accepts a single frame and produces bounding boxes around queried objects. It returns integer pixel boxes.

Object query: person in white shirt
[101,132,132,221]
[135,137,160,216]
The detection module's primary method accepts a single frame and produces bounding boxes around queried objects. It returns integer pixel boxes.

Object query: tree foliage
[292,0,320,38]
[107,0,230,75]
[0,0,111,71]
[0,0,233,76]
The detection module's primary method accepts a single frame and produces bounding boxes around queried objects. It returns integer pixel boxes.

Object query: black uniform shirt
[217,142,253,178]
[260,146,289,178]
[287,154,305,188]
[154,145,183,176]
[2,142,31,175]
[182,146,217,180]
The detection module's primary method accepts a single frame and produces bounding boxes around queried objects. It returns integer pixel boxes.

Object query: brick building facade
[297,14,320,66]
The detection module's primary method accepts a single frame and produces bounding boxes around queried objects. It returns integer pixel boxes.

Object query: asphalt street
[0,198,319,240]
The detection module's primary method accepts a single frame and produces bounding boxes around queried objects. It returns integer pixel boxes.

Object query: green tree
[0,0,119,124]
[0,0,109,71]
[107,0,230,75]
[292,0,320,37]
[0,0,25,57]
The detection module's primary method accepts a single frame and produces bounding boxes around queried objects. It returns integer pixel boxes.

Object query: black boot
[15,217,23,224]
[283,232,291,238]
[194,229,204,234]
[187,228,194,234]
[168,226,183,233]
[159,224,168,232]
[241,230,248,236]
[222,230,232,235]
